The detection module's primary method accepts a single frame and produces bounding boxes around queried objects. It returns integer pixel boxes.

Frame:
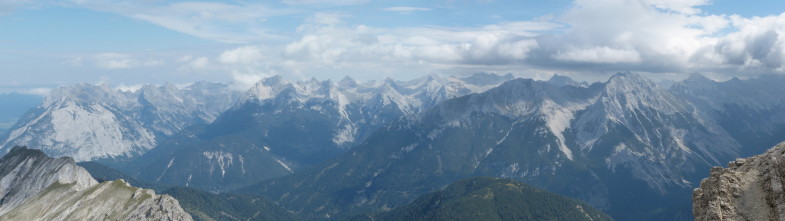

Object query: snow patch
[203,151,234,177]
[275,159,293,173]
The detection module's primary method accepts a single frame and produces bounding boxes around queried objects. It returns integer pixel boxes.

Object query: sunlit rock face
[693,142,785,221]
[0,82,239,161]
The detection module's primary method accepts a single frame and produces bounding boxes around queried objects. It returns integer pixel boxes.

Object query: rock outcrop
[0,179,193,221]
[0,146,97,216]
[693,141,785,221]
[0,146,192,221]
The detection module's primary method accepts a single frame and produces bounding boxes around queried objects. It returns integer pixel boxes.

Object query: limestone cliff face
[0,146,97,216]
[0,179,193,221]
[0,146,192,221]
[693,142,785,221]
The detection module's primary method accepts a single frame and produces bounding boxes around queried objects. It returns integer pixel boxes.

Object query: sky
[1,0,785,94]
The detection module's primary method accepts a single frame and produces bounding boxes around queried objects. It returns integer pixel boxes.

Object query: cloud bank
[4,0,785,89]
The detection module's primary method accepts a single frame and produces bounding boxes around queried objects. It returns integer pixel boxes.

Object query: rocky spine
[693,141,785,221]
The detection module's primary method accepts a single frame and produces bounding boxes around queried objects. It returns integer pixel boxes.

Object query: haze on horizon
[1,0,785,94]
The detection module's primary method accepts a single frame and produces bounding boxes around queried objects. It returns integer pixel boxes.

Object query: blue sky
[1,0,785,94]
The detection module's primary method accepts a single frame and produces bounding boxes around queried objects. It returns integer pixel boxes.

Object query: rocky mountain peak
[43,83,123,108]
[461,72,516,86]
[0,146,193,220]
[546,74,586,88]
[248,75,292,101]
[684,73,713,83]
[693,141,785,221]
[0,146,98,216]
[0,82,239,162]
[605,72,658,93]
[339,75,359,88]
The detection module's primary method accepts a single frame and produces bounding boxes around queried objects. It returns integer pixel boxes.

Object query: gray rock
[0,146,97,216]
[693,142,785,221]
[0,179,193,221]
[0,146,192,221]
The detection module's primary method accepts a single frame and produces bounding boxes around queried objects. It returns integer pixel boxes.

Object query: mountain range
[3,72,785,220]
[122,73,515,191]
[0,82,240,162]
[245,72,745,220]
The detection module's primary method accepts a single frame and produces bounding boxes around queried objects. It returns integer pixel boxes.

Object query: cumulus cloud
[699,14,785,73]
[194,0,785,81]
[177,55,211,70]
[219,46,266,64]
[34,0,785,83]
[513,0,727,74]
[283,16,556,66]
[553,47,642,63]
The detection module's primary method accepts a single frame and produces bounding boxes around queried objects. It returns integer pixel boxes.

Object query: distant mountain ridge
[5,72,785,221]
[125,73,516,191]
[671,74,785,156]
[0,82,240,161]
[246,72,745,220]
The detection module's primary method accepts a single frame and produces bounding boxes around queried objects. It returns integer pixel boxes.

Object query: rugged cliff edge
[0,146,192,221]
[0,146,97,216]
[693,142,785,221]
[0,179,193,221]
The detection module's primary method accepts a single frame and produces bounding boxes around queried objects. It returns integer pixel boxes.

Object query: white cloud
[24,87,51,96]
[190,56,210,69]
[300,12,347,29]
[554,47,642,63]
[282,0,369,5]
[230,71,273,91]
[383,7,431,13]
[522,0,727,72]
[641,0,710,14]
[283,17,557,67]
[177,55,211,70]
[88,53,164,69]
[71,1,293,44]
[219,46,266,64]
[704,14,785,72]
[37,0,785,82]
[0,0,32,15]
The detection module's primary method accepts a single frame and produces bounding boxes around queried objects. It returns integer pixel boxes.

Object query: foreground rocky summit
[0,146,192,221]
[693,142,785,221]
[0,146,97,216]
[0,179,192,221]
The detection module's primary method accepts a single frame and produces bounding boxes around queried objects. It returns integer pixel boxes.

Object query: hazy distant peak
[460,72,516,86]
[685,73,713,82]
[546,74,586,87]
[604,72,659,91]
[339,75,359,88]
